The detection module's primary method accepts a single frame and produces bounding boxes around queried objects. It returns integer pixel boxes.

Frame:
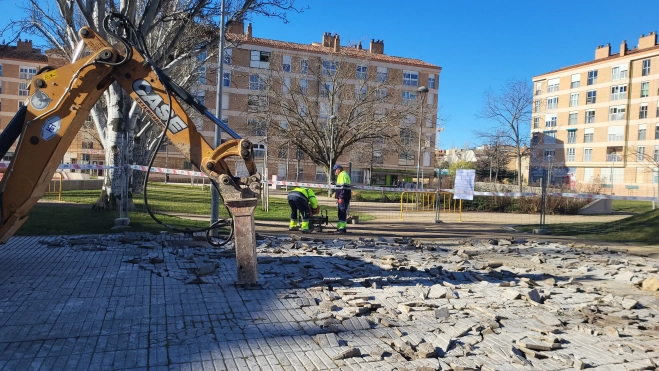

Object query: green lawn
[611,200,655,214]
[515,208,659,245]
[24,184,372,236]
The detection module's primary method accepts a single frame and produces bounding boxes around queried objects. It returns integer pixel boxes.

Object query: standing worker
[287,187,320,233]
[333,164,351,234]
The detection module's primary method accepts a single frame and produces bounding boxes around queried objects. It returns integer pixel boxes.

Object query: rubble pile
[116,233,659,370]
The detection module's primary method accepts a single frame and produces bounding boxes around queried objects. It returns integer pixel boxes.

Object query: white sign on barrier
[454,169,476,200]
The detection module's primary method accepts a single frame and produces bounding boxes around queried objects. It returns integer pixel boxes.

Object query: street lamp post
[328,115,336,196]
[610,153,616,195]
[435,127,444,223]
[416,86,429,189]
[210,0,226,234]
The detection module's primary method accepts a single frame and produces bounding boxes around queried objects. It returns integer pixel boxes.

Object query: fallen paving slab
[0,232,658,370]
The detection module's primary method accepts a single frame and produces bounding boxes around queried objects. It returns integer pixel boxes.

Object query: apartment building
[160,21,441,186]
[531,32,659,196]
[0,39,104,175]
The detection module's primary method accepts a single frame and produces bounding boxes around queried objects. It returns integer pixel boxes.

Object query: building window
[300,59,308,74]
[0,81,2,94]
[299,79,308,94]
[571,74,580,89]
[247,95,267,113]
[428,74,436,89]
[247,118,267,136]
[637,146,646,161]
[608,126,624,141]
[569,112,578,125]
[377,67,388,82]
[546,97,558,110]
[655,146,659,161]
[402,70,419,86]
[398,151,415,166]
[585,110,595,123]
[641,81,649,97]
[249,74,266,90]
[250,50,270,69]
[610,85,627,101]
[400,128,414,146]
[567,129,577,144]
[0,65,3,76]
[642,59,651,76]
[544,150,556,160]
[356,65,367,80]
[584,128,594,143]
[533,117,539,128]
[282,55,291,72]
[545,114,556,127]
[547,78,559,93]
[657,102,659,118]
[567,148,576,161]
[319,102,330,118]
[193,93,205,105]
[639,124,647,140]
[18,82,29,96]
[535,82,542,95]
[19,67,37,80]
[587,70,598,85]
[223,72,231,87]
[376,88,387,100]
[656,124,659,139]
[355,86,367,100]
[282,77,290,93]
[583,148,593,162]
[640,104,648,119]
[196,50,207,62]
[322,60,338,76]
[223,48,232,65]
[544,130,556,144]
[534,100,540,113]
[401,91,417,104]
[320,82,332,97]
[299,104,307,117]
[611,65,628,80]
[609,106,626,121]
[570,93,579,107]
[198,66,207,84]
[252,144,266,159]
[586,90,597,104]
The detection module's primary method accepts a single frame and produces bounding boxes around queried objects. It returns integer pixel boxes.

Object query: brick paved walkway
[1,233,658,370]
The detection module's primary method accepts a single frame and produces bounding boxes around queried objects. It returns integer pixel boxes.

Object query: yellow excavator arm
[0,19,261,284]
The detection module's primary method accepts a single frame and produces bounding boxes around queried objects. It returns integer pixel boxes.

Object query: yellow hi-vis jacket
[292,187,318,209]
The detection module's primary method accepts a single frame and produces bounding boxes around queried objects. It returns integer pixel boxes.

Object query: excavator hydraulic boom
[0,20,261,284]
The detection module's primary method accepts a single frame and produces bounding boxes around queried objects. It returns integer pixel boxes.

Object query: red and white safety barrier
[3,161,659,201]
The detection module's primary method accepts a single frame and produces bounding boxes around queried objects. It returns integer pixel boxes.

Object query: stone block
[331,347,360,360]
[641,275,659,291]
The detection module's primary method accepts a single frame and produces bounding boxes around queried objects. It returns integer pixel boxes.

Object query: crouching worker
[287,187,320,233]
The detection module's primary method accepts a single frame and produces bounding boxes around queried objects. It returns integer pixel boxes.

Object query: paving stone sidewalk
[0,232,658,371]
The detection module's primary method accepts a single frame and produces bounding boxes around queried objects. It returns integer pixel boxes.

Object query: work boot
[289,220,298,231]
[334,228,347,234]
[300,221,310,233]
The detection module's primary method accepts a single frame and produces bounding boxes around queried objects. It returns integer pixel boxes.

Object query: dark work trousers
[288,192,310,221]
[337,199,350,223]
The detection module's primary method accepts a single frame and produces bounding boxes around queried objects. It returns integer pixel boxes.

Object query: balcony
[606,154,622,162]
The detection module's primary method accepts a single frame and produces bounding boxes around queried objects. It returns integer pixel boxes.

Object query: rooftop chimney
[333,34,340,52]
[16,39,32,52]
[638,31,657,49]
[226,20,244,34]
[594,43,610,60]
[620,40,627,56]
[369,39,384,54]
[322,32,332,47]
[357,41,362,50]
[246,23,252,40]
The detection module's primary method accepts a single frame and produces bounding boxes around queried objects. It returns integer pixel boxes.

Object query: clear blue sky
[3,0,659,149]
[248,0,659,149]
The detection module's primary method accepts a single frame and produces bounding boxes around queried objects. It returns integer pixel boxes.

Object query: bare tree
[628,145,659,198]
[475,129,512,183]
[260,50,419,183]
[2,0,301,209]
[477,79,533,192]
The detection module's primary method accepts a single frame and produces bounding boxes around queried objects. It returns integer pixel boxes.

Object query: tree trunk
[93,85,135,211]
